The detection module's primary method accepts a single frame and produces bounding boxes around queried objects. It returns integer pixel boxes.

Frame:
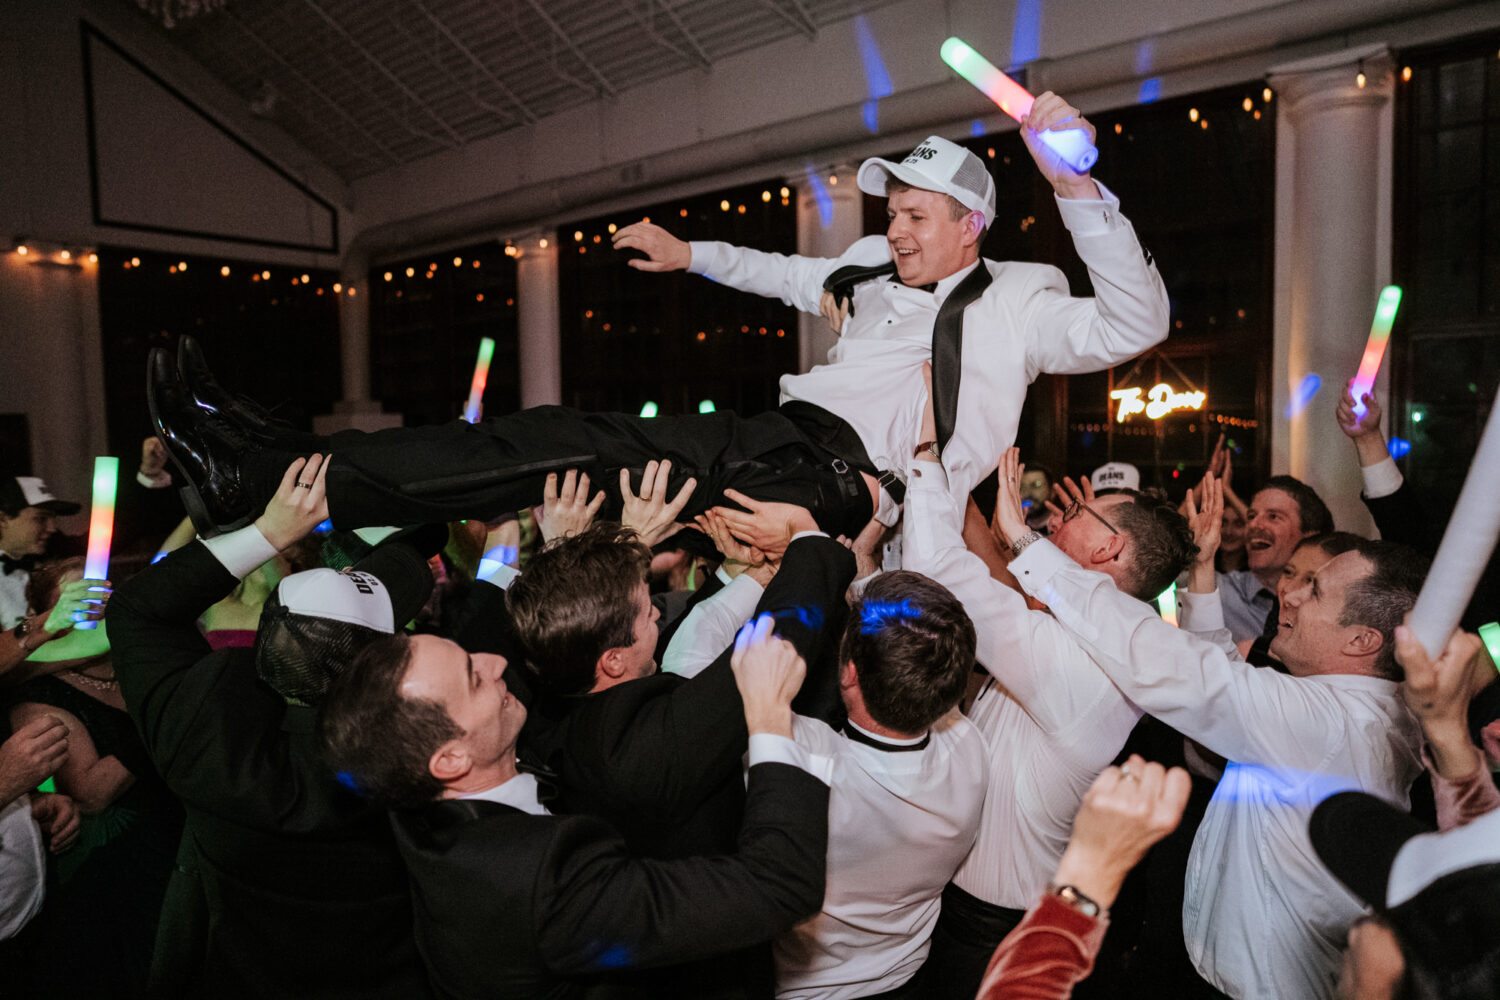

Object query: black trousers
[249,404,875,537]
[921,881,1026,999]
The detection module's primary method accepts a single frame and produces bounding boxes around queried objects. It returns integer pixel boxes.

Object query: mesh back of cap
[255,601,382,704]
[950,155,991,208]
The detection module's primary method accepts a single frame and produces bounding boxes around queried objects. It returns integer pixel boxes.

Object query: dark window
[97,248,341,454]
[368,245,520,427]
[557,182,798,417]
[1394,34,1500,511]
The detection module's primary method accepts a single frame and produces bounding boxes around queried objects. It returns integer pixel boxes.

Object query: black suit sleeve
[108,541,338,829]
[1362,480,1431,550]
[108,540,237,765]
[604,535,855,811]
[537,761,829,974]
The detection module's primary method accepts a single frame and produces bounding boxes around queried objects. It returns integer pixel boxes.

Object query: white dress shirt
[0,552,30,631]
[661,572,764,679]
[775,711,987,999]
[901,459,1140,910]
[1010,539,1424,1000]
[0,795,45,940]
[688,183,1168,514]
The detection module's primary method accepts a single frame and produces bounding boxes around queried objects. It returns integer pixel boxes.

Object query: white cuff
[477,562,521,589]
[748,732,835,785]
[848,570,881,600]
[136,470,172,489]
[1054,179,1124,238]
[790,529,829,543]
[202,525,279,580]
[1009,538,1074,598]
[1177,589,1227,633]
[1361,456,1404,500]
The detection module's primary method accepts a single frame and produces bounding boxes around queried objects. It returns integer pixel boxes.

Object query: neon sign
[1111,383,1207,422]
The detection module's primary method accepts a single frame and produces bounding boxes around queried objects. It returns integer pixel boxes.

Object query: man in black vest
[150,92,1165,551]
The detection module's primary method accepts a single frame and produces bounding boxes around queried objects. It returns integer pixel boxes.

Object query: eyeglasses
[1063,497,1119,535]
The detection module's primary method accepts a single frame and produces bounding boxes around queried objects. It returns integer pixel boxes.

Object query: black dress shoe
[147,348,257,537]
[176,335,300,444]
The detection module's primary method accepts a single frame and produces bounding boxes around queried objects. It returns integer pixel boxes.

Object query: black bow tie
[516,752,561,806]
[0,554,34,576]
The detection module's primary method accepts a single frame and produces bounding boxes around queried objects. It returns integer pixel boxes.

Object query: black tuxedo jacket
[392,760,830,1000]
[521,533,855,859]
[108,541,429,999]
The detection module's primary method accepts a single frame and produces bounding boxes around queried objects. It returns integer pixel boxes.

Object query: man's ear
[429,739,471,785]
[1088,532,1128,567]
[839,659,859,691]
[963,212,985,247]
[1345,626,1384,661]
[596,647,629,684]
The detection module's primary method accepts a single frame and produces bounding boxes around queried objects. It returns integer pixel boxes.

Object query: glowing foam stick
[940,37,1098,172]
[1156,582,1178,627]
[79,456,119,630]
[1408,397,1500,659]
[1350,286,1401,419]
[1479,621,1500,674]
[462,337,496,424]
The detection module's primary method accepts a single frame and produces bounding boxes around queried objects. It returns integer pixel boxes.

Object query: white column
[314,253,401,434]
[1269,44,1394,536]
[516,235,561,408]
[794,163,866,374]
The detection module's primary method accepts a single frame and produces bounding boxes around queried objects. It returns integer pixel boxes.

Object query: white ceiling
[126,0,907,180]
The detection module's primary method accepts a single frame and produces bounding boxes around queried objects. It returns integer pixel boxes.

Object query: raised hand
[43,577,111,634]
[1397,624,1489,782]
[694,510,775,584]
[539,470,605,543]
[992,448,1031,550]
[621,460,696,548]
[1050,754,1191,909]
[730,613,806,738]
[1336,381,1385,440]
[610,221,692,273]
[1019,91,1100,200]
[709,490,818,559]
[255,454,332,551]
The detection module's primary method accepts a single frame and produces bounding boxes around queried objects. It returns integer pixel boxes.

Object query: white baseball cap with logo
[857,136,997,228]
[1091,462,1141,492]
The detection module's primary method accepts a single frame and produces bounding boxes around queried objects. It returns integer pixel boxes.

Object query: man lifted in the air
[151,92,1167,548]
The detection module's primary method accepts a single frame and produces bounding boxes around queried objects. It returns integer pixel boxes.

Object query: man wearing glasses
[902,380,1198,997]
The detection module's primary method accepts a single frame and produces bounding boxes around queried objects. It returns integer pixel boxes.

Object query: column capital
[1268,45,1395,117]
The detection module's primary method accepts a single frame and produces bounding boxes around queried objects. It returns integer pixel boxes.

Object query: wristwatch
[1010,529,1044,558]
[1046,882,1102,917]
[914,440,940,461]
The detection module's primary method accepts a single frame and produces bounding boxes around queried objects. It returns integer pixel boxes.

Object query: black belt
[778,400,905,505]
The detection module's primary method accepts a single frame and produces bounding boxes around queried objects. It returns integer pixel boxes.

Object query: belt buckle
[830,459,849,475]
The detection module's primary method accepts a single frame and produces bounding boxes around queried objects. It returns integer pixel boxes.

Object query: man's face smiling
[0,507,57,558]
[1244,488,1308,578]
[1270,551,1371,676]
[402,634,525,779]
[886,187,977,288]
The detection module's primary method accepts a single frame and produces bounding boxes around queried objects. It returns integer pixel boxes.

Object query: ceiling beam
[648,0,713,70]
[222,7,402,168]
[412,0,538,125]
[518,0,619,98]
[758,0,818,40]
[299,0,466,147]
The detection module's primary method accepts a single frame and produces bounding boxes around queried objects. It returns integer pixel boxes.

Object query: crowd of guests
[0,367,1494,1000]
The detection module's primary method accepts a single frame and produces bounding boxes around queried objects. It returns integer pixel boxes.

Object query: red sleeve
[975,894,1110,1000]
